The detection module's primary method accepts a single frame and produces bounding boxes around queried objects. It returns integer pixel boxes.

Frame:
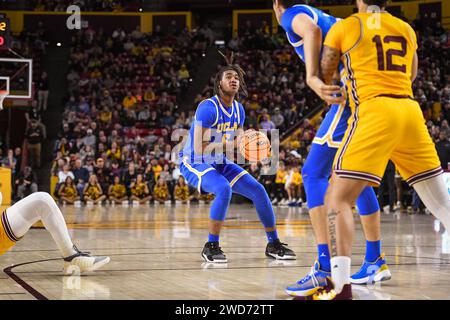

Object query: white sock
[330,256,351,294]
[6,192,77,257]
[413,175,450,232]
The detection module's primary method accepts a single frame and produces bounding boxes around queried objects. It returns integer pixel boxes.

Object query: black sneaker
[266,239,296,260]
[63,245,110,275]
[201,242,227,263]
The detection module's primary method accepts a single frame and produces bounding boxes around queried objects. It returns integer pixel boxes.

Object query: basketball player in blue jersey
[179,56,295,263]
[273,0,391,296]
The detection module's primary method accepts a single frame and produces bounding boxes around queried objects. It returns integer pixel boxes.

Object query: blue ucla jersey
[281,4,339,63]
[180,95,245,163]
[281,4,350,147]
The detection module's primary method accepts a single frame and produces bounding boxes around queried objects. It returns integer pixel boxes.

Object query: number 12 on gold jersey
[372,35,407,73]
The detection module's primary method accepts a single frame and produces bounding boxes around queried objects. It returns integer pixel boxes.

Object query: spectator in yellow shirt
[106,142,121,162]
[257,108,271,124]
[108,175,128,204]
[58,176,80,204]
[174,176,191,203]
[274,161,288,205]
[249,94,261,111]
[152,159,163,181]
[153,178,170,204]
[178,64,190,80]
[261,20,270,34]
[99,107,112,124]
[131,45,144,57]
[130,174,152,204]
[286,166,303,206]
[123,91,137,109]
[160,46,173,58]
[83,174,106,204]
[197,192,215,204]
[90,68,102,79]
[144,87,156,102]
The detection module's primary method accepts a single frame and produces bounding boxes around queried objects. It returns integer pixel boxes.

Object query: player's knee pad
[302,164,329,210]
[34,191,55,205]
[233,174,275,228]
[251,182,272,206]
[209,181,232,221]
[212,181,232,200]
[253,181,267,197]
[241,176,266,201]
[356,187,380,216]
[233,173,270,203]
[28,191,50,201]
[28,192,59,219]
[253,182,275,227]
[28,192,53,206]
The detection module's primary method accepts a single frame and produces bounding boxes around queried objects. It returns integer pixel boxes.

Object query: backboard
[0,57,33,99]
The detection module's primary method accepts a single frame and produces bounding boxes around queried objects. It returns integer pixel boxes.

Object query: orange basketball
[239,130,271,162]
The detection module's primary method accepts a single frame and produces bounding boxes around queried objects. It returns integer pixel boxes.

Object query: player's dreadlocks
[214,51,248,99]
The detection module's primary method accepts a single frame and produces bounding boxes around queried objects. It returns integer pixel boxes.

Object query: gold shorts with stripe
[334,97,442,186]
[0,210,19,256]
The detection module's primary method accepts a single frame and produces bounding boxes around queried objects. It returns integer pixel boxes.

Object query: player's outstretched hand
[307,76,346,105]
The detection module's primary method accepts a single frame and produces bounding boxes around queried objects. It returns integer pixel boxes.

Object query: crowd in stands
[307,0,406,5]
[25,0,365,11]
[1,7,448,213]
[308,0,353,5]
[415,18,450,163]
[199,16,450,210]
[45,17,321,207]
[46,14,449,210]
[49,25,213,205]
[28,0,140,12]
[265,17,450,211]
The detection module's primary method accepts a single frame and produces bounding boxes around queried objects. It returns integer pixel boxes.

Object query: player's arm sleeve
[194,100,217,128]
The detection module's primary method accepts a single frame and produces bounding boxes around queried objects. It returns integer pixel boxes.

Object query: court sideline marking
[3,251,450,300]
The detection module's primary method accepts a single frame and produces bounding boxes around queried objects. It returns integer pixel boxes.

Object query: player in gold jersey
[310,0,450,300]
[0,191,110,275]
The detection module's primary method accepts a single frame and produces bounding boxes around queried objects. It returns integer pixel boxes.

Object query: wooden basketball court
[0,203,449,300]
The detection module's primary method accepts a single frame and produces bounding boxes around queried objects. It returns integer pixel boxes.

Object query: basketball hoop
[0,90,8,110]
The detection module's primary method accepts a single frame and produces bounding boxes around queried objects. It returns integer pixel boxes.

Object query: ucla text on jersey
[180,95,246,163]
